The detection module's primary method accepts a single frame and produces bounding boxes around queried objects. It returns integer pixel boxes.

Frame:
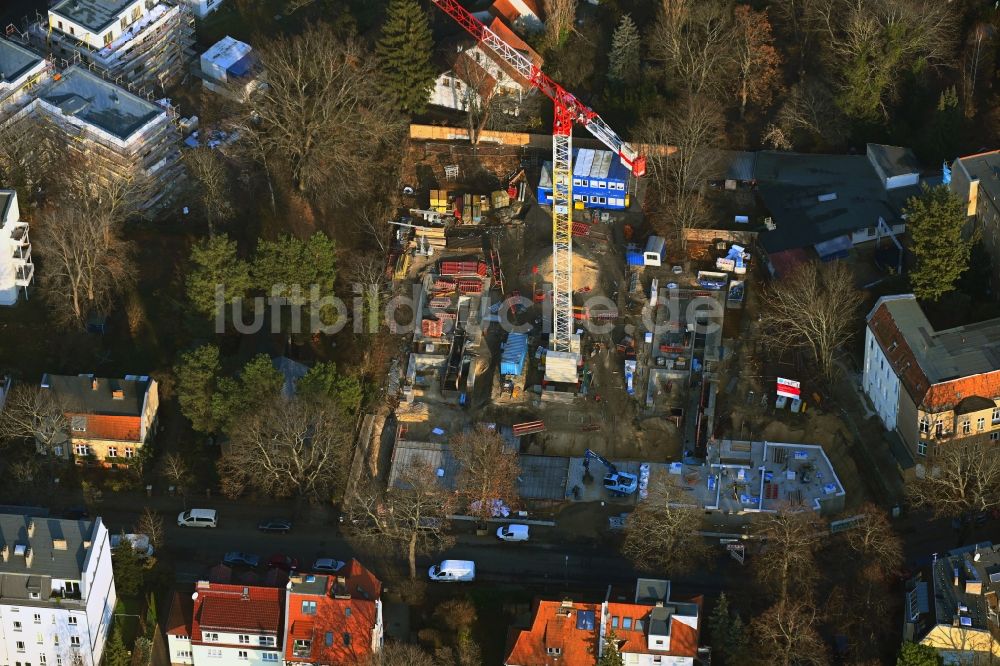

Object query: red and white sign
[776,377,801,399]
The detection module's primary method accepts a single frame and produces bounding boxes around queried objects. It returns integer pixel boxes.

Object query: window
[301,601,317,615]
[53,446,62,457]
[993,407,1000,423]
[589,196,598,203]
[17,642,25,652]
[919,417,930,434]
[936,421,944,437]
[258,637,275,647]
[34,614,41,624]
[572,178,582,187]
[67,615,78,625]
[14,621,22,630]
[963,420,972,435]
[124,447,134,459]
[206,649,221,659]
[237,651,248,661]
[623,617,633,629]
[120,17,127,30]
[343,633,351,647]
[325,632,333,647]
[546,647,562,656]
[68,26,74,36]
[992,432,999,441]
[57,21,63,30]
[53,636,59,647]
[40,656,46,665]
[204,633,218,642]
[598,197,606,205]
[978,417,986,431]
[917,441,927,456]
[238,635,250,645]
[598,181,607,189]
[293,640,311,657]
[262,655,278,663]
[69,637,80,647]
[73,444,89,456]
[611,616,619,628]
[56,657,62,666]
[132,6,141,20]
[103,32,112,46]
[36,634,43,645]
[107,446,117,458]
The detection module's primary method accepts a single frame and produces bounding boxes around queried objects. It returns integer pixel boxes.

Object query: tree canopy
[376,0,436,114]
[905,185,971,301]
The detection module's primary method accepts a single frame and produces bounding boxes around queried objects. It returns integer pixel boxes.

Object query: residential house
[283,561,384,665]
[0,513,116,666]
[863,294,1000,465]
[430,18,542,119]
[0,189,33,306]
[489,0,544,33]
[725,144,921,275]
[950,150,1000,286]
[166,581,283,666]
[4,66,184,210]
[904,542,1000,663]
[505,579,703,665]
[41,373,159,466]
[0,38,51,125]
[35,0,194,94]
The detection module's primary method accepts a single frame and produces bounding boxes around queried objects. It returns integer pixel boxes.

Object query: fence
[409,124,676,157]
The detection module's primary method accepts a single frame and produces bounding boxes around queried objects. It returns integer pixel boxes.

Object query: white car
[311,558,346,574]
[496,524,530,542]
[110,533,154,559]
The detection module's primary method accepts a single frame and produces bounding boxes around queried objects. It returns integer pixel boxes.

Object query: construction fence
[409,124,677,157]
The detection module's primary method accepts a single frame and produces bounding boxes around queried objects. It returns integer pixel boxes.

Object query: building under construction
[0,38,52,124]
[4,66,183,210]
[25,0,194,95]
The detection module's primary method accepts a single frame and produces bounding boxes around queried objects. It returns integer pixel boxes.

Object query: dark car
[65,506,89,520]
[257,518,293,534]
[223,551,261,568]
[267,554,299,572]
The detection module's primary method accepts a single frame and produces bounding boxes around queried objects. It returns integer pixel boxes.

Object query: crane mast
[430,0,645,356]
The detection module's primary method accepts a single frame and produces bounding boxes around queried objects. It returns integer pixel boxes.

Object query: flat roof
[0,38,43,85]
[40,66,162,140]
[752,151,918,254]
[50,0,136,34]
[867,143,920,178]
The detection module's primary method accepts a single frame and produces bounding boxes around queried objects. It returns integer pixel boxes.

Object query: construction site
[376,0,862,523]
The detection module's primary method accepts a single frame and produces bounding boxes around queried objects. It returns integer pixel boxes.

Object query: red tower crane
[430,0,646,361]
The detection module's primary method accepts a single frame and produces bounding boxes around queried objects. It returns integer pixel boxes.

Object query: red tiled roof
[283,560,382,665]
[492,0,542,24]
[609,597,702,658]
[488,17,542,67]
[924,373,1000,412]
[70,413,141,441]
[191,583,282,641]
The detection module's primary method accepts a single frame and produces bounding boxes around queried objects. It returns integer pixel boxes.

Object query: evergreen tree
[918,86,961,165]
[176,344,222,434]
[212,354,284,432]
[251,233,338,328]
[102,623,130,666]
[186,235,252,320]
[376,0,436,114]
[905,184,972,301]
[709,592,748,664]
[297,362,364,413]
[608,14,641,86]
[112,533,143,597]
[897,642,941,666]
[598,630,624,666]
[144,592,158,640]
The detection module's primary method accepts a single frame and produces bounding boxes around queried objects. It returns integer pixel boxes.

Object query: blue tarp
[500,332,529,376]
[227,54,255,78]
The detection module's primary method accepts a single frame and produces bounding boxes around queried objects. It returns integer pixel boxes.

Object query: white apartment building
[0,39,51,125]
[178,0,224,19]
[0,513,116,666]
[167,581,282,666]
[0,190,33,306]
[36,0,194,94]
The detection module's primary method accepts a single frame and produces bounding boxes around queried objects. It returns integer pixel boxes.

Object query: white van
[177,508,218,528]
[428,559,475,582]
[496,524,530,542]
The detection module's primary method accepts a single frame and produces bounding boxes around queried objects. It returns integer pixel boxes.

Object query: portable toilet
[644,236,666,267]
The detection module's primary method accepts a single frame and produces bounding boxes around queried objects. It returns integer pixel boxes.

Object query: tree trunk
[408,531,417,580]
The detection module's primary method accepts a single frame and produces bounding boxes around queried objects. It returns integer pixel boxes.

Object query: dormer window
[546,647,562,656]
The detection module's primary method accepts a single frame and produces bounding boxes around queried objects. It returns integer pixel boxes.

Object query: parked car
[257,518,293,534]
[267,554,299,571]
[110,533,154,559]
[311,558,346,574]
[428,559,475,582]
[496,524,530,542]
[223,551,260,568]
[177,508,218,528]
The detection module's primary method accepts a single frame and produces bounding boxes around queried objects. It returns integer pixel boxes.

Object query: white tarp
[544,351,580,383]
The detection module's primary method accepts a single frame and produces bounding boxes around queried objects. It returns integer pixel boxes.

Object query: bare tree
[543,0,578,49]
[758,261,862,379]
[346,252,389,336]
[348,464,455,579]
[775,79,847,150]
[450,425,521,523]
[217,397,353,501]
[638,98,724,245]
[751,510,826,603]
[361,642,439,666]
[727,6,782,117]
[650,0,733,101]
[160,452,191,506]
[960,23,993,119]
[185,147,233,237]
[0,384,70,461]
[358,203,394,255]
[622,478,708,574]
[135,508,165,550]
[245,25,406,203]
[843,503,903,577]
[908,439,1000,519]
[750,599,830,666]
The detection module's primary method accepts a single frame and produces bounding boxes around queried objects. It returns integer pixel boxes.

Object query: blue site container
[626,251,644,266]
[500,332,529,376]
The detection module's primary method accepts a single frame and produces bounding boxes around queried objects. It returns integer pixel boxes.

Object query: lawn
[114,596,144,648]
